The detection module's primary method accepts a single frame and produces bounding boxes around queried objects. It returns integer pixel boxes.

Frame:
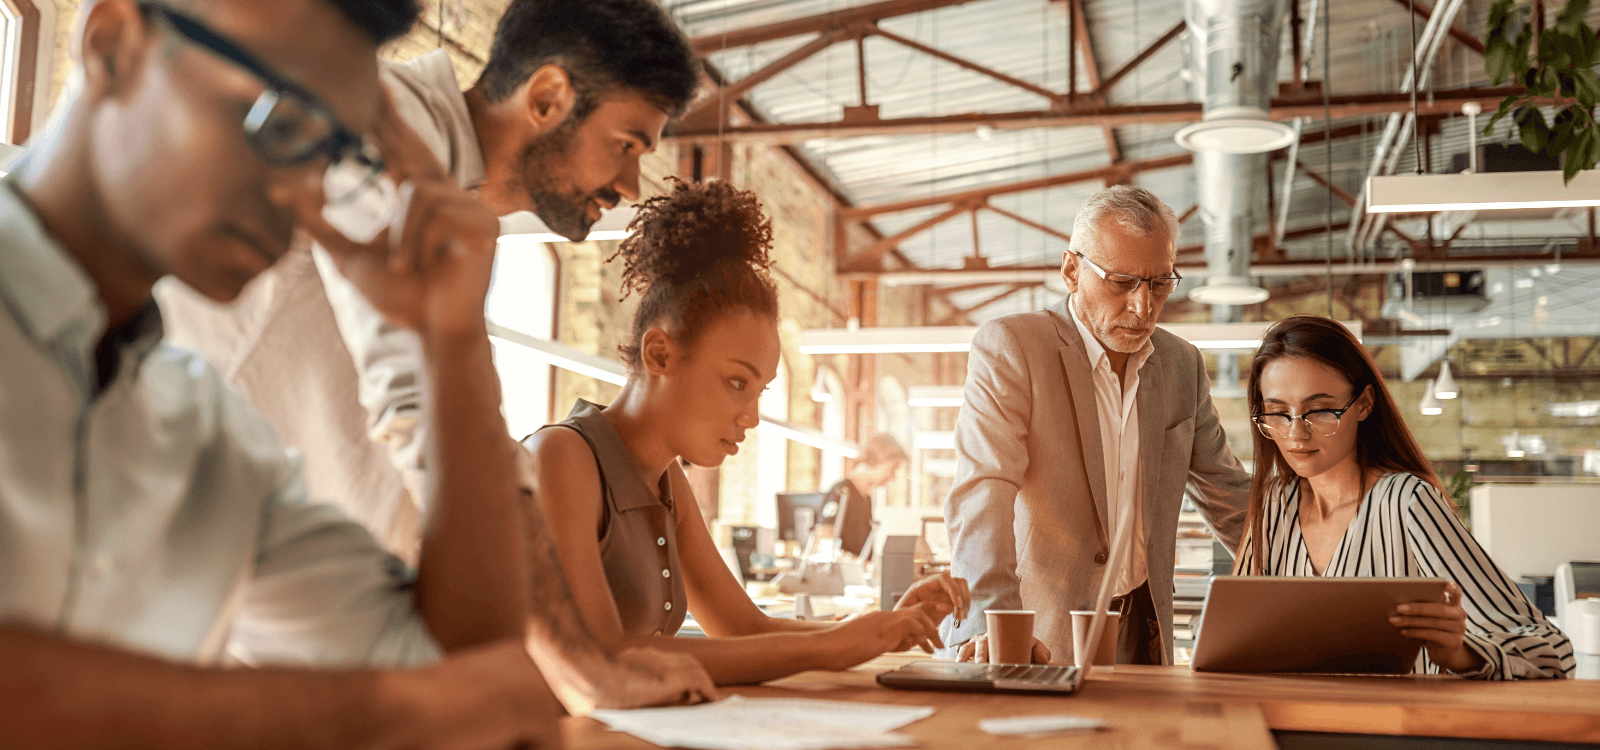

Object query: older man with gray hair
[944,185,1251,667]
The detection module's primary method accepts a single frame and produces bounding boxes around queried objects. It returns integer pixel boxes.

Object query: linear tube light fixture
[912,431,956,451]
[761,418,860,459]
[1367,171,1600,213]
[488,322,628,386]
[498,206,637,244]
[798,321,1362,355]
[799,326,979,354]
[486,322,859,457]
[907,385,964,408]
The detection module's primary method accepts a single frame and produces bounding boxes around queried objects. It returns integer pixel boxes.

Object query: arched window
[752,358,791,528]
[486,236,559,441]
[0,0,50,146]
[818,366,847,488]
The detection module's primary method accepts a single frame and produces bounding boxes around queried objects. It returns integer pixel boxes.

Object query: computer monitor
[826,482,873,559]
[775,492,827,549]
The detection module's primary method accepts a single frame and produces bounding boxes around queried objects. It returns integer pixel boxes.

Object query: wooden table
[564,654,1600,749]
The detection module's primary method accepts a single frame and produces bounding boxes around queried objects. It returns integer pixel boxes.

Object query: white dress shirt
[158,51,486,565]
[0,179,439,667]
[1067,298,1153,598]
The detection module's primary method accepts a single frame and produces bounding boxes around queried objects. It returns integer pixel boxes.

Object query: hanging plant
[1483,0,1600,183]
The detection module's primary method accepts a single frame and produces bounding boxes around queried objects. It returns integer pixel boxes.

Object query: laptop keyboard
[984,664,1076,684]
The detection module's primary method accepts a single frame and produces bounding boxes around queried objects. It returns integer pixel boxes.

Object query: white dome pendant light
[1435,360,1459,399]
[1419,379,1443,416]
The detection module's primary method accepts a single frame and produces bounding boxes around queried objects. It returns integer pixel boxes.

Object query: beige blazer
[943,298,1250,665]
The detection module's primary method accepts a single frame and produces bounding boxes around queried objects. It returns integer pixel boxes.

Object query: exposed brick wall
[44,0,77,107]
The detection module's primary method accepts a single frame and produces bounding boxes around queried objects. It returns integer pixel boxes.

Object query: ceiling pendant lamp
[809,365,835,403]
[1434,360,1459,399]
[1419,379,1443,416]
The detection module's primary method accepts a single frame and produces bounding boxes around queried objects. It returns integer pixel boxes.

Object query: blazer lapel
[1050,299,1110,543]
[1136,347,1168,532]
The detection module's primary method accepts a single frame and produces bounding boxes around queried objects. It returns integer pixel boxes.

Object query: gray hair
[1069,185,1179,261]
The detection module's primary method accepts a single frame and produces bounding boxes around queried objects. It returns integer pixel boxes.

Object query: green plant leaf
[1581,127,1600,169]
[1486,42,1511,83]
[1551,112,1577,154]
[1540,66,1562,97]
[1542,29,1570,69]
[1518,106,1551,154]
[1521,122,1543,153]
[1583,28,1600,67]
[1567,128,1597,184]
[1486,96,1518,136]
[1575,68,1600,107]
[1558,0,1591,32]
[1487,0,1513,35]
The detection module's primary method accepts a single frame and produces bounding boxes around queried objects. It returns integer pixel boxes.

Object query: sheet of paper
[590,695,935,750]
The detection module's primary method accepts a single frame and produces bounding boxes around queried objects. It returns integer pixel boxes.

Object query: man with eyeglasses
[944,185,1251,669]
[154,0,718,711]
[0,0,567,746]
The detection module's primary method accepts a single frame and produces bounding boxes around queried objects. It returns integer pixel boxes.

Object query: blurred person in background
[813,433,911,560]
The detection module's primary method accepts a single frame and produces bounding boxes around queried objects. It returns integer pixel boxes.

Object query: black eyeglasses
[1073,252,1183,297]
[139,2,384,203]
[1251,388,1366,440]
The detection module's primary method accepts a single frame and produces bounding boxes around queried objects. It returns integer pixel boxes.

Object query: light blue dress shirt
[0,178,439,667]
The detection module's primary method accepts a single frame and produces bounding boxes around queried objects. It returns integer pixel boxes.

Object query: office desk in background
[563,654,1600,750]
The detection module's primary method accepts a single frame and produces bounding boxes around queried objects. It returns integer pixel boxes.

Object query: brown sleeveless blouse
[533,400,687,637]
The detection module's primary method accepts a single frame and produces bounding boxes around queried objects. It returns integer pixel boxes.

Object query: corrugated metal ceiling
[660,0,1587,321]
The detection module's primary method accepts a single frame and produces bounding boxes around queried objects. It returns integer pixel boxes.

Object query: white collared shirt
[157,51,485,565]
[1068,296,1154,597]
[0,179,439,667]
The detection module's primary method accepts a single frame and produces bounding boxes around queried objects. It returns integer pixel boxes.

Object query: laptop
[1189,576,1449,674]
[876,500,1136,695]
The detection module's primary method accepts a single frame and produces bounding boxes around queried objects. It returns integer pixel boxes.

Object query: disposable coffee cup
[984,609,1036,665]
[1070,610,1120,674]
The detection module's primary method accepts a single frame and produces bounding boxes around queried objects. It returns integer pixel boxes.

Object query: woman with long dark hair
[519,179,967,685]
[1239,315,1571,679]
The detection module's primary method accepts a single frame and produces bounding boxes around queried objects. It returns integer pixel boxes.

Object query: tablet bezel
[1190,576,1450,674]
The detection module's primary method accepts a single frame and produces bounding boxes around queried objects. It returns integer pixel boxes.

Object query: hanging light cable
[1506,267,1523,457]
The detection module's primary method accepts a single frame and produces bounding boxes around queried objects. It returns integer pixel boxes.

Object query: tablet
[1190,576,1450,674]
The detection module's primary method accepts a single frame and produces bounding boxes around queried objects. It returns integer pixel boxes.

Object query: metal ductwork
[1176,0,1296,155]
[1180,0,1288,307]
[1191,150,1270,306]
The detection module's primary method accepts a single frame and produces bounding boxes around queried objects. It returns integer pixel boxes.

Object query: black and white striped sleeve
[1401,476,1576,680]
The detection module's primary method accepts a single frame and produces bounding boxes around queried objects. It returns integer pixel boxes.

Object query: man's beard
[516,120,619,242]
[1095,319,1153,353]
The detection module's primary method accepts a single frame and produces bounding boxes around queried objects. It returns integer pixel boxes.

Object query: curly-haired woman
[519,180,968,685]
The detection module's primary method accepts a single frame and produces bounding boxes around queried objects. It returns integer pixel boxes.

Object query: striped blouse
[1234,472,1574,680]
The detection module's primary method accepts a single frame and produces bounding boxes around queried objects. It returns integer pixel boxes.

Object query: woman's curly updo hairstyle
[609,179,779,371]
